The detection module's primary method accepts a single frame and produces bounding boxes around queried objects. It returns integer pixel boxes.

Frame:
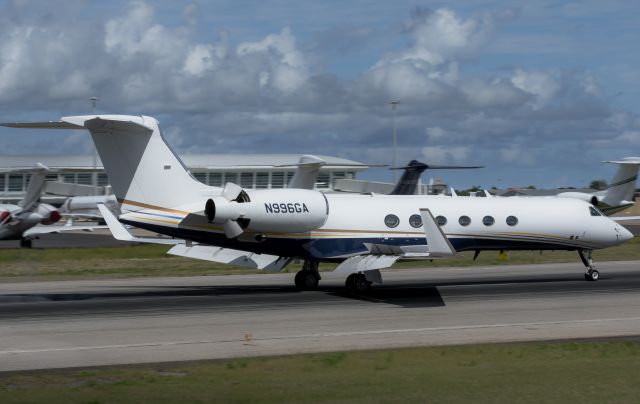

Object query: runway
[1,260,640,372]
[0,232,134,249]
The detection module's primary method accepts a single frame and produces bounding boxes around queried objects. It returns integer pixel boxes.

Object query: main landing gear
[578,250,599,281]
[294,260,321,291]
[345,273,372,294]
[20,238,32,248]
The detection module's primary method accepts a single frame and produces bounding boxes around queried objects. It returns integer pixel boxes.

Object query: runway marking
[3,316,640,355]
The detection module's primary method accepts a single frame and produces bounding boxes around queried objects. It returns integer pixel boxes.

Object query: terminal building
[0,154,368,204]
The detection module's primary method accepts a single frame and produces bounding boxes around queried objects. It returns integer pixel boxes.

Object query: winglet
[419,208,456,257]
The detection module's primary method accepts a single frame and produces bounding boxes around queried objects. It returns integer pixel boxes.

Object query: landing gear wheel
[585,269,599,282]
[345,273,371,294]
[20,238,32,248]
[294,270,319,290]
[578,250,600,282]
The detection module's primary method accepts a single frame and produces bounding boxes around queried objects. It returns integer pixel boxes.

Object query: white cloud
[0,1,637,188]
[421,145,470,164]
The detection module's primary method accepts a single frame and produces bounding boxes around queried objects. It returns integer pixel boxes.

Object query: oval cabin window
[384,214,400,228]
[409,214,423,228]
[506,216,518,226]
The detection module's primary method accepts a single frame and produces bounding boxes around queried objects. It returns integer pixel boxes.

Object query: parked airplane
[556,157,640,215]
[0,167,103,247]
[390,160,483,195]
[3,115,633,292]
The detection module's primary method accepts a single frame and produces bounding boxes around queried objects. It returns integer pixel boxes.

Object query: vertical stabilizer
[287,155,326,190]
[18,168,48,211]
[601,157,640,207]
[59,115,206,212]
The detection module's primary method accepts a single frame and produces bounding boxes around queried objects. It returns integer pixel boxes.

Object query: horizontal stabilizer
[97,204,179,244]
[23,224,107,238]
[1,121,84,130]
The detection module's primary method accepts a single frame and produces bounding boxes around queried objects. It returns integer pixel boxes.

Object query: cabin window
[384,214,400,228]
[506,216,518,226]
[409,214,423,228]
[458,215,471,226]
[589,207,602,217]
[435,216,447,226]
[482,216,495,226]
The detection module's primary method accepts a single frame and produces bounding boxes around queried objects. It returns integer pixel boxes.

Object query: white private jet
[556,157,640,215]
[2,115,633,292]
[0,166,104,247]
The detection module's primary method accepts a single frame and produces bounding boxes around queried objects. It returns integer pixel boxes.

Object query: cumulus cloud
[0,1,637,187]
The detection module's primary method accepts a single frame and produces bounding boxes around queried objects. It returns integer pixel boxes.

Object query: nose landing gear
[578,250,599,281]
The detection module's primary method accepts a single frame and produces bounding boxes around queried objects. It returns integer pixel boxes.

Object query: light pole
[88,97,100,189]
[389,100,399,182]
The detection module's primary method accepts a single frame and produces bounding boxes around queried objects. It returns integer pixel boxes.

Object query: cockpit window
[589,206,602,217]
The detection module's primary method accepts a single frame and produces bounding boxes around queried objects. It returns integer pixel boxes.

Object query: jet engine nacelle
[205,188,329,237]
[0,210,11,224]
[35,204,61,225]
[557,192,599,206]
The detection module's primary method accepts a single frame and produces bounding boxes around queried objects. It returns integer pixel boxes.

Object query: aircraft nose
[617,225,634,243]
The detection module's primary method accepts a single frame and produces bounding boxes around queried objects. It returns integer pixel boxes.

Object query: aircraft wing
[612,216,640,222]
[22,224,108,238]
[167,244,291,272]
[333,208,456,277]
[98,203,291,270]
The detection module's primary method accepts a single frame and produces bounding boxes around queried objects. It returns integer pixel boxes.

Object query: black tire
[20,238,32,248]
[294,271,319,290]
[345,274,357,291]
[588,270,599,282]
[345,273,371,294]
[353,274,371,294]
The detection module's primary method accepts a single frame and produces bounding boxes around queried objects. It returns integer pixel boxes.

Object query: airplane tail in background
[390,160,484,195]
[287,155,326,190]
[601,157,640,209]
[2,115,208,212]
[17,166,48,211]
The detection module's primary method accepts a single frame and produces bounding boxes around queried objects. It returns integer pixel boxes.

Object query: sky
[0,0,639,189]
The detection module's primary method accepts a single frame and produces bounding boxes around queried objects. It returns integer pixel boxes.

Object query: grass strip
[1,340,639,403]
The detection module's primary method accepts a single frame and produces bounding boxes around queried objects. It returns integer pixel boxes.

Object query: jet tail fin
[18,165,49,211]
[601,157,640,208]
[3,115,208,213]
[390,160,483,195]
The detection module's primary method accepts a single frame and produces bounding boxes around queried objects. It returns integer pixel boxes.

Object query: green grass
[0,238,638,280]
[1,340,640,403]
